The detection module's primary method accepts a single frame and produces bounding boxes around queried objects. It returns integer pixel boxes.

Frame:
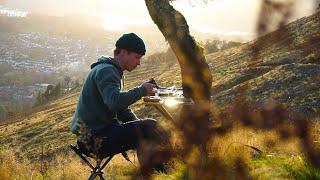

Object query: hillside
[208,11,320,115]
[0,10,319,178]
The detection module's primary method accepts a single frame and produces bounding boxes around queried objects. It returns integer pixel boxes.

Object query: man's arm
[95,66,146,111]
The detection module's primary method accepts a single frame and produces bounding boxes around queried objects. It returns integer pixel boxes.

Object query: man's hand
[142,82,156,96]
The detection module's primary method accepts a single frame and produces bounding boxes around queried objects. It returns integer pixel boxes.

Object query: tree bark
[145,0,213,162]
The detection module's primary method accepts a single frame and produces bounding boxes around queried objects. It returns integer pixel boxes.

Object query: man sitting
[70,33,171,174]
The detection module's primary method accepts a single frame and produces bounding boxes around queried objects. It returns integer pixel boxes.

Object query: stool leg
[100,156,113,171]
[89,171,98,180]
[69,144,95,169]
[88,168,105,180]
[98,173,105,180]
[89,156,113,180]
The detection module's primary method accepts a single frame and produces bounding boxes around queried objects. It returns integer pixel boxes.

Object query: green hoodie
[70,56,147,135]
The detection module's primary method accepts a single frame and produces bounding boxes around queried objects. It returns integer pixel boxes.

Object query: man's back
[70,57,146,134]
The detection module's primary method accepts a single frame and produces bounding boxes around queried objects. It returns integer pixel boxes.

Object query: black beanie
[115,33,146,55]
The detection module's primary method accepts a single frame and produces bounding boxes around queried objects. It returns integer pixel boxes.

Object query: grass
[0,120,319,179]
[251,155,320,180]
[0,10,320,180]
[0,147,138,179]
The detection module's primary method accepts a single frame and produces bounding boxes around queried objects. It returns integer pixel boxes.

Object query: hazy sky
[1,0,317,37]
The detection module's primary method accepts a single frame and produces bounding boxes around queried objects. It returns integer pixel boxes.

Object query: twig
[223,142,263,157]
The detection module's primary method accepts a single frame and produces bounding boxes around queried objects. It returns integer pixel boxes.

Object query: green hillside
[0,11,319,179]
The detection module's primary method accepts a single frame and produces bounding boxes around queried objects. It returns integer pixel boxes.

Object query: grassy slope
[209,12,320,115]
[0,11,320,179]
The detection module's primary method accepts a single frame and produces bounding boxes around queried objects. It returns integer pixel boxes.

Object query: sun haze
[1,0,317,40]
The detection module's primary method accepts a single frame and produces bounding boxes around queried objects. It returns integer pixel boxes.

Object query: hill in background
[0,10,319,174]
[209,11,320,115]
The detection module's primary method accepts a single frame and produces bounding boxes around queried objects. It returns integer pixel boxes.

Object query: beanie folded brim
[115,33,146,55]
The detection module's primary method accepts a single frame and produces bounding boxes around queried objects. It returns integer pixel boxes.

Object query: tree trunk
[145,0,213,162]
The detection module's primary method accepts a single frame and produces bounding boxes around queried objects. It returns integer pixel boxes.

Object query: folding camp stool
[70,144,114,180]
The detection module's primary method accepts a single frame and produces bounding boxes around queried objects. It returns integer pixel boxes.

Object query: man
[70,33,171,173]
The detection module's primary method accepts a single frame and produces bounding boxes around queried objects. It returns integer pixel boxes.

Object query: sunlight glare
[192,23,252,37]
[100,13,148,31]
[0,6,28,17]
[164,98,180,108]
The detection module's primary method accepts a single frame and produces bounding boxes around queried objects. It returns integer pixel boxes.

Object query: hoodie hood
[90,56,123,76]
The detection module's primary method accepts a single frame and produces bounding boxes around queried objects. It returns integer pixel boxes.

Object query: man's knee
[140,119,158,134]
[140,118,157,128]
[140,119,171,142]
[122,118,166,142]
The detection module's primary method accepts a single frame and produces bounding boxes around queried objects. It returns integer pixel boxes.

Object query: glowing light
[0,7,28,17]
[99,13,148,31]
[192,23,253,37]
[164,98,180,108]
